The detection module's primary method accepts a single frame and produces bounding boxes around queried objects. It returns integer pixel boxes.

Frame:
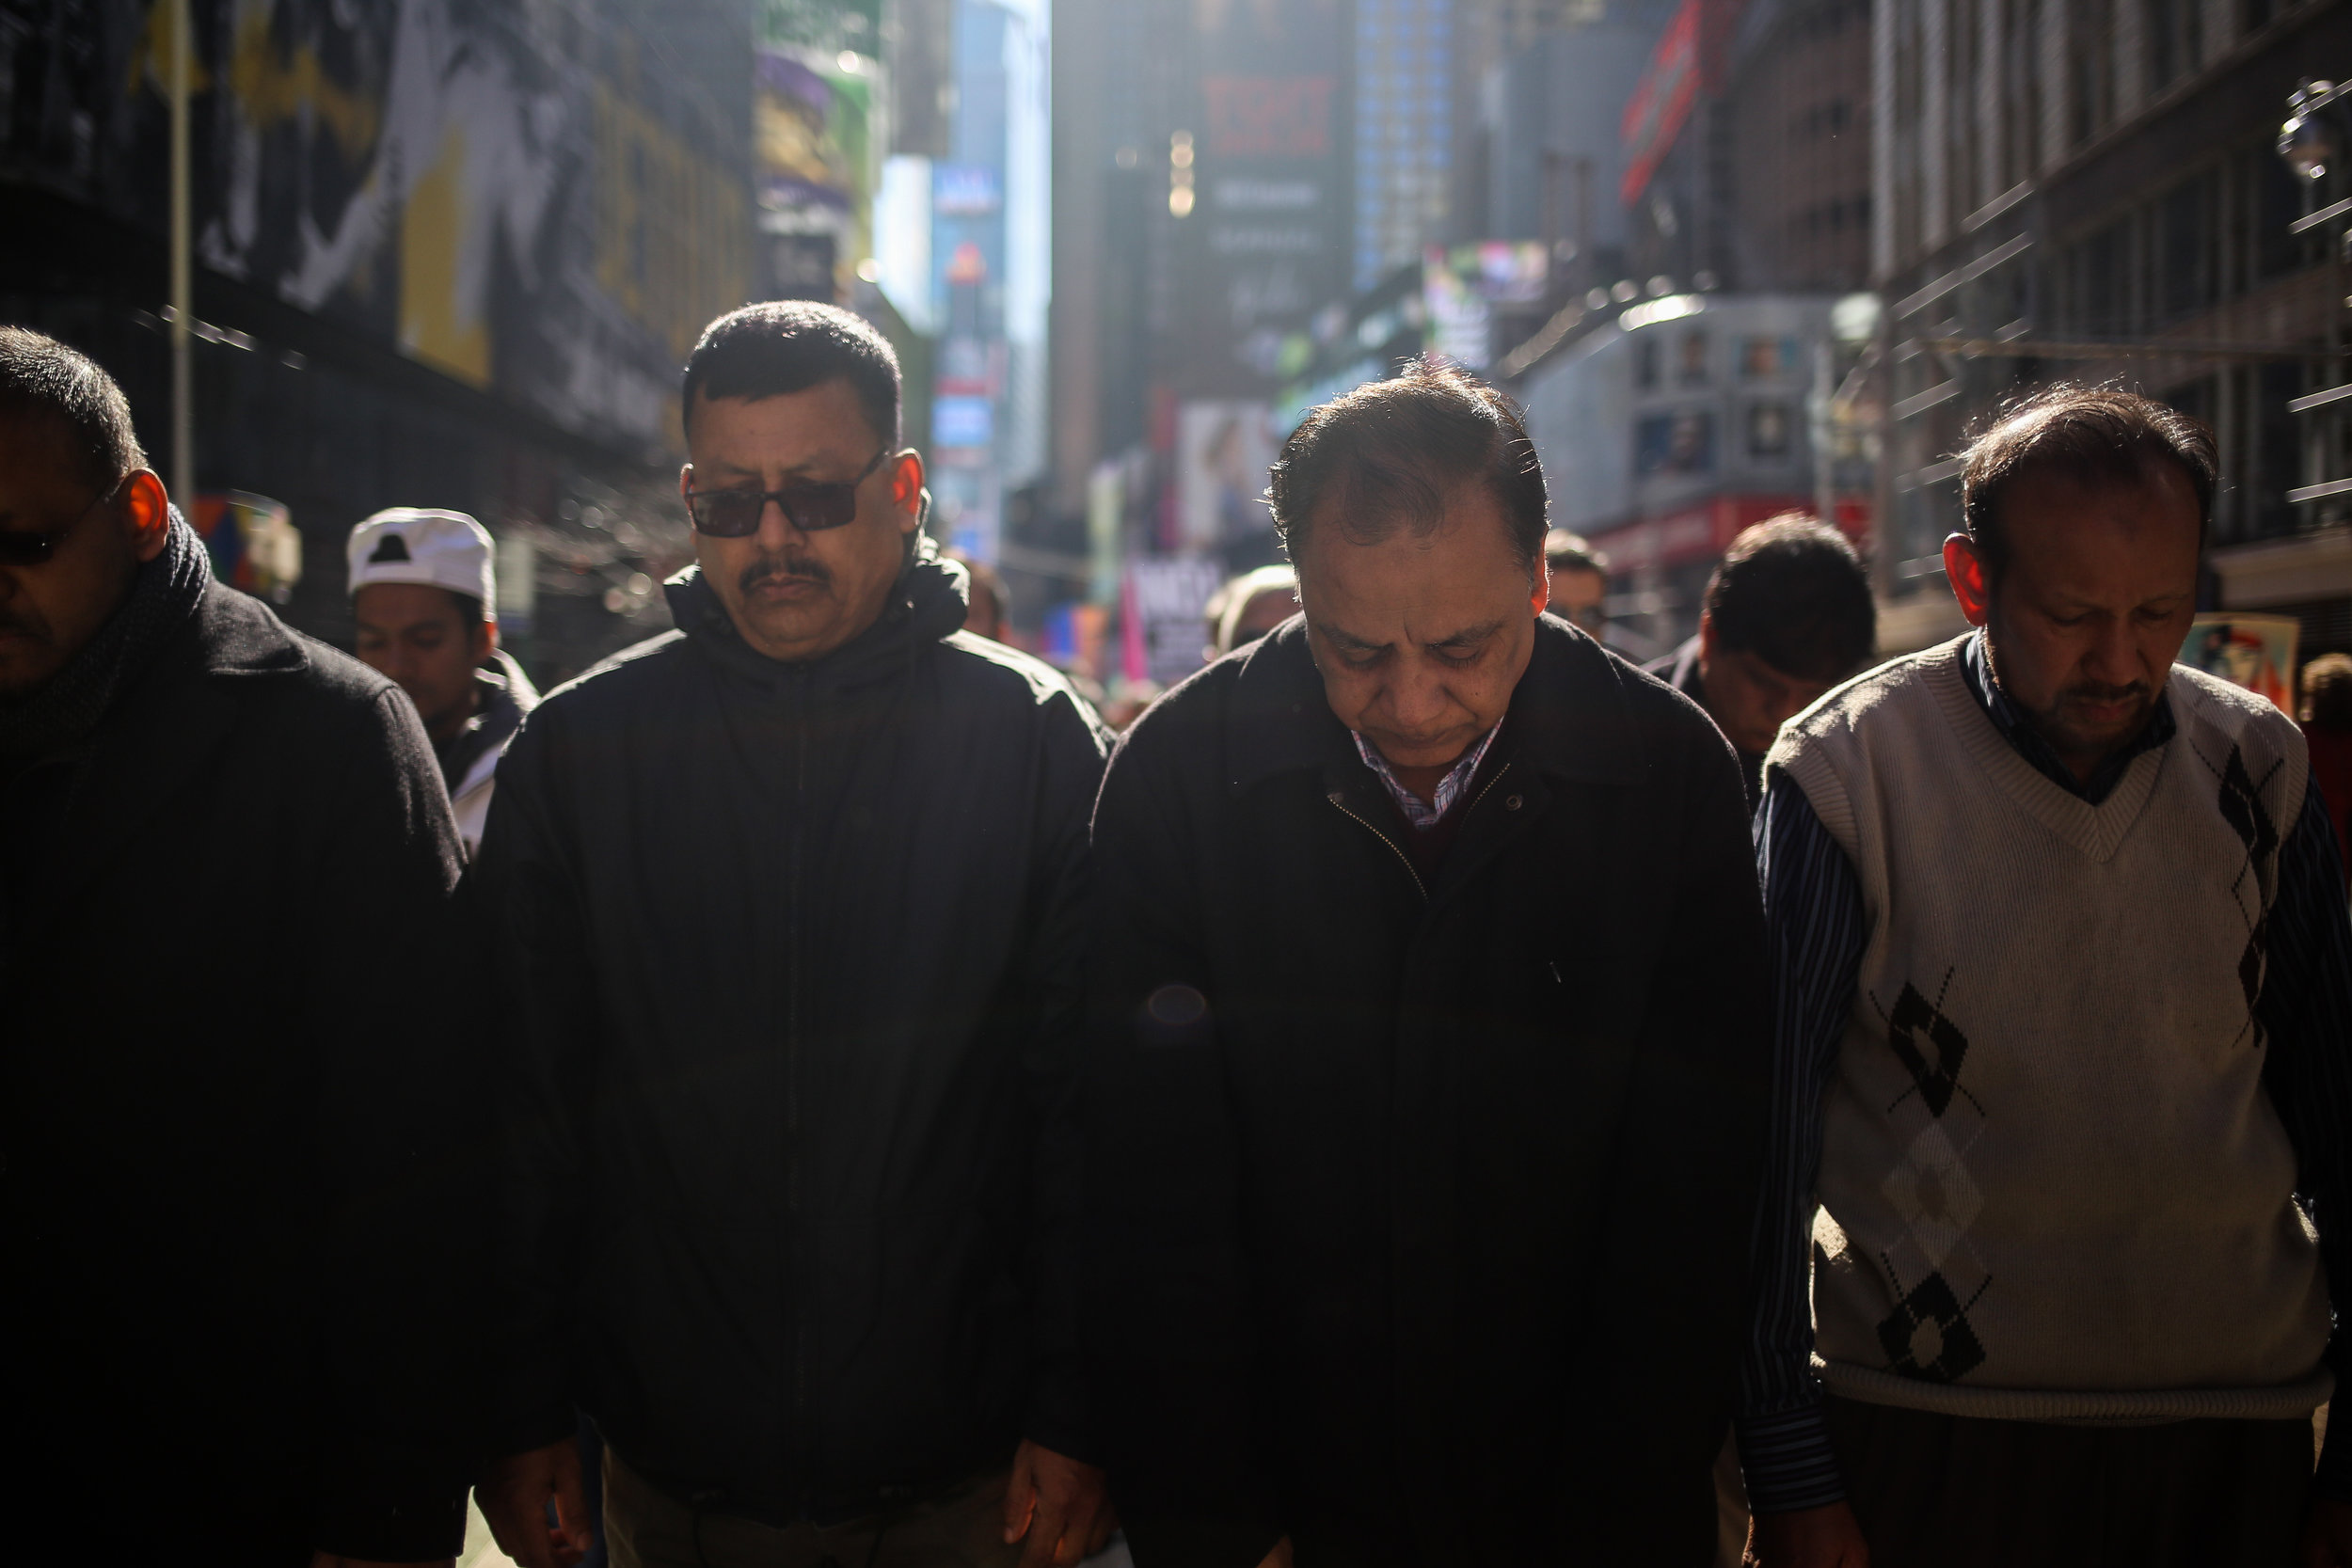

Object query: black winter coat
[1084,616,1770,1568]
[475,555,1108,1521]
[2,581,474,1563]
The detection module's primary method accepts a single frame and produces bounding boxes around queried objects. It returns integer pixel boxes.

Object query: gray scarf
[0,511,212,767]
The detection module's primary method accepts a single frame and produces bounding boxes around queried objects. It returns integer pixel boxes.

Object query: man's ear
[1697,608,1718,668]
[1529,562,1549,618]
[1943,532,1992,626]
[890,450,927,535]
[122,470,171,563]
[478,617,501,659]
[678,462,694,504]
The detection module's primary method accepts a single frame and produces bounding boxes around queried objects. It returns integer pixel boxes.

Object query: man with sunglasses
[0,330,477,1564]
[472,302,1115,1568]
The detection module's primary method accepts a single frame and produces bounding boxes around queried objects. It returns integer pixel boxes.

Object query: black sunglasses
[0,478,123,567]
[685,448,893,538]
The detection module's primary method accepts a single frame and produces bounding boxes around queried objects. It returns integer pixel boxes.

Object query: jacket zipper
[787,673,807,1500]
[1326,760,1516,907]
[1327,794,1430,902]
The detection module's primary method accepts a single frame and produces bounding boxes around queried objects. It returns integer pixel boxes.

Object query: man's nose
[2082,615,2141,686]
[755,496,806,552]
[1383,659,1451,731]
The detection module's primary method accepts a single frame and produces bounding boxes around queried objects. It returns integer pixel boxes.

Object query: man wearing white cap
[348,508,537,855]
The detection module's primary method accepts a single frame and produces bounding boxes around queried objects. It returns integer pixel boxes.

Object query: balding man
[1086,359,1769,1566]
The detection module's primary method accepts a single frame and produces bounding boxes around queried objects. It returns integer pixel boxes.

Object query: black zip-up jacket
[3,579,474,1563]
[475,552,1107,1521]
[1084,616,1770,1568]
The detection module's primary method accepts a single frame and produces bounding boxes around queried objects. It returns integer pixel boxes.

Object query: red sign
[1202,76,1334,158]
[1591,495,1870,571]
[1619,0,1703,206]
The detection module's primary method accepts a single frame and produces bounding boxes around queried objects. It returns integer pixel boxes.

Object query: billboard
[755,46,878,303]
[1176,401,1278,553]
[4,0,754,455]
[1181,0,1351,393]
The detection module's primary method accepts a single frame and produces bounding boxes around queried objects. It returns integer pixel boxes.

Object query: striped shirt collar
[1353,721,1502,830]
[1959,629,2174,806]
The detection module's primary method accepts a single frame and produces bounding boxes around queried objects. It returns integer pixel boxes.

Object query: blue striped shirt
[1736,634,2352,1512]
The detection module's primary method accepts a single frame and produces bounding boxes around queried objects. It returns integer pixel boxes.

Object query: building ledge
[2210,528,2352,609]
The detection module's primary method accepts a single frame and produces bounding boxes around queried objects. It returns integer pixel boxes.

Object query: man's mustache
[0,608,50,643]
[2060,679,2149,707]
[739,554,831,594]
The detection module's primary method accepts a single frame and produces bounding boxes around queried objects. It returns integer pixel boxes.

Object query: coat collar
[1225,612,1648,794]
[54,580,304,899]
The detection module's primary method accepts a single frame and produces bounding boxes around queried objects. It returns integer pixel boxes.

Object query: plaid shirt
[1353,722,1502,829]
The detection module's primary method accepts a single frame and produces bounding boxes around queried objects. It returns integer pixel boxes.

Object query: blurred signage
[1423,242,1550,369]
[1202,77,1336,157]
[1126,556,1228,687]
[755,46,877,302]
[933,166,1003,215]
[2187,614,2299,713]
[1620,0,1704,204]
[1593,494,1860,571]
[1175,402,1277,552]
[934,396,995,449]
[16,0,755,454]
[1182,0,1352,395]
[193,492,302,604]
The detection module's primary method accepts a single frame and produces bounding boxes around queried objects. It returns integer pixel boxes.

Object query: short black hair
[1960,385,2216,578]
[0,326,147,491]
[681,301,902,448]
[1705,515,1875,684]
[1269,356,1548,576]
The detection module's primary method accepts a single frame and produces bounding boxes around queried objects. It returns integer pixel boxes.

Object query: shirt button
[1504,794,1523,811]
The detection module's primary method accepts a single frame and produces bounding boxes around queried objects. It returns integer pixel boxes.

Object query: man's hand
[2303,1497,2352,1566]
[1745,1502,1869,1568]
[308,1558,453,1568]
[477,1439,595,1568]
[1002,1439,1118,1567]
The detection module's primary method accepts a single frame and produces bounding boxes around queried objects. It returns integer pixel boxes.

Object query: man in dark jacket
[0,330,475,1564]
[1085,360,1771,1568]
[473,303,1113,1568]
[1645,516,1875,808]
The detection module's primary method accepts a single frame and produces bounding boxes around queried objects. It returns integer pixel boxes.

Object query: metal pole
[169,0,194,510]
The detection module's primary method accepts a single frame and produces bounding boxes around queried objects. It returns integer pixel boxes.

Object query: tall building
[1868,0,2352,657]
[1356,0,1460,289]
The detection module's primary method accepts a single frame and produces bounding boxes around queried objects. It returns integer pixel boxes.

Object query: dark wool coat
[1,580,475,1563]
[473,556,1108,1521]
[1085,615,1770,1568]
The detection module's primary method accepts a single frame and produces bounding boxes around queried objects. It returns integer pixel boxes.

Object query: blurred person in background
[2303,653,2352,898]
[1649,517,1876,808]
[471,302,1114,1568]
[949,548,1012,643]
[1543,529,1611,640]
[0,329,476,1564]
[1739,388,2352,1568]
[1086,361,1768,1567]
[1202,562,1299,660]
[348,508,537,857]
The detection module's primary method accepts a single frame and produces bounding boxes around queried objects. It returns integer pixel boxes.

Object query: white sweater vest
[1769,637,2332,1421]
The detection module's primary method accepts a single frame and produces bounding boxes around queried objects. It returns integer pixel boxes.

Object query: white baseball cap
[347,509,497,609]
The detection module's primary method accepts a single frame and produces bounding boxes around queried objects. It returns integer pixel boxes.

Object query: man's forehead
[688,383,882,468]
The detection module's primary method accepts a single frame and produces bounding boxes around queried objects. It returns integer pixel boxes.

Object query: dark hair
[1705,515,1876,684]
[0,326,147,491]
[681,301,902,448]
[2305,653,2352,731]
[1545,528,1609,578]
[1268,357,1548,576]
[1960,385,2216,577]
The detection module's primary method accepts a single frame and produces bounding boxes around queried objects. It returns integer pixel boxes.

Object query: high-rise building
[1356,0,1458,289]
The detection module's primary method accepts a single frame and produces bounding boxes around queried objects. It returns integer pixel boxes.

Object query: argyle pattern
[1865,967,1993,1385]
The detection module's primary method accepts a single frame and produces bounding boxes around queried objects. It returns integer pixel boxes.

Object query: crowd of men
[2,303,2348,1568]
